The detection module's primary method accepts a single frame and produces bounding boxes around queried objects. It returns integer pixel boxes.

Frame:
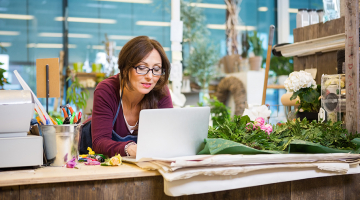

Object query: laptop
[136,107,210,161]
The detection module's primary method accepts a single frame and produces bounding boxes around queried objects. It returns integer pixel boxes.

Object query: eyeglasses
[133,65,164,76]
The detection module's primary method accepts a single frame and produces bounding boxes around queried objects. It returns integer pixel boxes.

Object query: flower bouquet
[284,71,321,117]
[198,114,360,155]
[199,116,283,155]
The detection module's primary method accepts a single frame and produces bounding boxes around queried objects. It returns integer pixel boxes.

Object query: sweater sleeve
[91,88,131,157]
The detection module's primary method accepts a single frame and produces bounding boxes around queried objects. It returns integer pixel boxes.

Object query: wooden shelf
[267,85,285,89]
[274,33,345,57]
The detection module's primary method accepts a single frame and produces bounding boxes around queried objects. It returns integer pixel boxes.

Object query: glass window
[289,0,323,42]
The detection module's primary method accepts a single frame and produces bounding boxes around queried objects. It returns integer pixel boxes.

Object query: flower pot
[73,62,83,72]
[296,112,318,122]
[249,56,262,71]
[92,63,102,73]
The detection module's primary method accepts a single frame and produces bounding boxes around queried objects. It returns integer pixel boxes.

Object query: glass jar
[296,8,309,28]
[309,9,319,25]
[317,9,324,23]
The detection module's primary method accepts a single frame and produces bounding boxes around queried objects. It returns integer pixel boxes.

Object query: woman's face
[129,49,162,95]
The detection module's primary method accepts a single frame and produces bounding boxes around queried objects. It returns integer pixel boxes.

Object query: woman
[91,36,173,157]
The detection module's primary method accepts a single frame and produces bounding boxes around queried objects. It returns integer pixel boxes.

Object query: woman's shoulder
[95,74,120,94]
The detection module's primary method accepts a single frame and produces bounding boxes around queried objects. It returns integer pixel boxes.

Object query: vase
[199,88,210,105]
[249,56,262,71]
[240,57,249,71]
[296,112,318,122]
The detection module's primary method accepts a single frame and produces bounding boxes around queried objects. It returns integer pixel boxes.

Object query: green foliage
[185,38,220,88]
[0,62,10,89]
[208,115,281,150]
[181,0,219,88]
[208,97,231,128]
[66,77,89,111]
[241,31,250,58]
[48,111,63,122]
[248,31,264,56]
[273,118,360,151]
[290,85,321,113]
[180,0,209,47]
[209,116,360,152]
[269,57,294,76]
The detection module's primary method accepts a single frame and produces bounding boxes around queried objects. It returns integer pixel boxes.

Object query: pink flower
[264,124,273,135]
[66,157,76,168]
[246,122,255,131]
[260,125,267,131]
[85,160,101,165]
[254,117,265,126]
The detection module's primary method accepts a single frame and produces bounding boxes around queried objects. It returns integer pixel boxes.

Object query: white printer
[0,90,43,168]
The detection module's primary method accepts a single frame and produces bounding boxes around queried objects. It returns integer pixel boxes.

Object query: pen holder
[41,124,79,167]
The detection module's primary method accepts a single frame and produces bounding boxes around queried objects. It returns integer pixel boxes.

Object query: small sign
[36,58,60,98]
[305,68,317,79]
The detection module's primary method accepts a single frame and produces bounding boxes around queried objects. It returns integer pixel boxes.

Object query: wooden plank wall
[1,174,360,200]
[293,17,345,84]
[344,0,360,134]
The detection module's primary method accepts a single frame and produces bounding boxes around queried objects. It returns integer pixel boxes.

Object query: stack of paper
[124,153,360,182]
[123,154,360,196]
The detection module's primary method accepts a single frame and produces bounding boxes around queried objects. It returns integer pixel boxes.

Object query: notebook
[136,107,210,161]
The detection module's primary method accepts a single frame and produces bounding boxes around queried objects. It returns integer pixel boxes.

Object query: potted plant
[186,38,219,103]
[0,63,10,90]
[269,56,294,85]
[240,31,250,71]
[180,0,209,59]
[284,70,320,121]
[66,74,90,112]
[248,31,264,71]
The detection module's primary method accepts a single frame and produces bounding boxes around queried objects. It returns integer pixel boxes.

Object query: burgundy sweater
[91,74,173,157]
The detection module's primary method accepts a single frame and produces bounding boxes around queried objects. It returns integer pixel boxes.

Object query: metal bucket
[41,124,79,167]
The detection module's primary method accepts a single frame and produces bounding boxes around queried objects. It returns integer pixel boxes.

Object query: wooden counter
[1,163,360,199]
[0,163,159,187]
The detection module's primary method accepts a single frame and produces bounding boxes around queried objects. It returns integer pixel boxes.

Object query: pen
[77,112,82,124]
[60,105,69,118]
[56,118,63,125]
[49,116,57,125]
[63,117,70,124]
[70,112,75,124]
[66,104,78,123]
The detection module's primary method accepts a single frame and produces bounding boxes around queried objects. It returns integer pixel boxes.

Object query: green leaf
[290,90,300,100]
[302,89,319,103]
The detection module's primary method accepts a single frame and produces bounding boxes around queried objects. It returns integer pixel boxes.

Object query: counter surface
[2,162,360,199]
[0,163,159,187]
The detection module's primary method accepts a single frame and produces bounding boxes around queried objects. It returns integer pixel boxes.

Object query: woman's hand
[127,144,137,156]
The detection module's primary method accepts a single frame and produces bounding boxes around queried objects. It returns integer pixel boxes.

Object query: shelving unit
[279,1,359,133]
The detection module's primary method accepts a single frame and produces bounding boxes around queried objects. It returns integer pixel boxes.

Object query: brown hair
[117,36,171,109]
